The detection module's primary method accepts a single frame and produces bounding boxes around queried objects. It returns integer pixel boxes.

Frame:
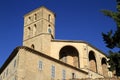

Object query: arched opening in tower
[59,46,80,68]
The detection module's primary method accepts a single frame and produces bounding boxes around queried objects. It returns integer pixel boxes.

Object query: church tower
[23,6,55,55]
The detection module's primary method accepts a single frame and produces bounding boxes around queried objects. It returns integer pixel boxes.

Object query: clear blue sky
[0,0,117,67]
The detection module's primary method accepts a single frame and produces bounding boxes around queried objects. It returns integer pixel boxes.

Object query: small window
[28,27,31,30]
[34,14,37,20]
[38,61,43,70]
[33,24,37,36]
[6,69,8,76]
[27,16,31,23]
[48,25,51,34]
[72,73,76,79]
[14,60,16,68]
[51,65,55,78]
[48,14,51,22]
[62,70,66,80]
[29,16,31,19]
[31,44,35,49]
[28,16,31,21]
[28,27,31,37]
[3,72,5,79]
[48,28,51,34]
[34,24,37,27]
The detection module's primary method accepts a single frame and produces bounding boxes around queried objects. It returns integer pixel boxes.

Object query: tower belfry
[23,6,55,55]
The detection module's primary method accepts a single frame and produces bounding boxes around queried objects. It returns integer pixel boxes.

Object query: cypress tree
[101,0,120,77]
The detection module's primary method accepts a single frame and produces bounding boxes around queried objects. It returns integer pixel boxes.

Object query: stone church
[0,6,112,80]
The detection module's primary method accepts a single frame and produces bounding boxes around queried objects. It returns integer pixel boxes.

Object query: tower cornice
[24,6,56,17]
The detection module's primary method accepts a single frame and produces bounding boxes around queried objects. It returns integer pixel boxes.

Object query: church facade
[0,6,112,80]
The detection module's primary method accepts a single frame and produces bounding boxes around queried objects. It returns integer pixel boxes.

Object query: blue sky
[0,0,117,67]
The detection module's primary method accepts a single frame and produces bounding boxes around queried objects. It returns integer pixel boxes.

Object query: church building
[0,6,112,80]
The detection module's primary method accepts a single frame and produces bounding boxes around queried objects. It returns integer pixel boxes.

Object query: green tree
[101,0,120,76]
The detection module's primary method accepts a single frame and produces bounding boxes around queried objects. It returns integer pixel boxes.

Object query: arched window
[59,46,80,68]
[28,27,31,38]
[89,51,97,72]
[28,16,31,20]
[101,58,108,77]
[48,25,52,34]
[48,14,51,22]
[33,24,37,36]
[34,14,37,20]
[28,16,31,23]
[31,44,35,49]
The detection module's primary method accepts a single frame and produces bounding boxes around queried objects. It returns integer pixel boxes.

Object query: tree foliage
[101,0,120,76]
[108,51,120,76]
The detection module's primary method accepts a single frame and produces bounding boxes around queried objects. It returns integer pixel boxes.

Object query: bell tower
[23,6,55,55]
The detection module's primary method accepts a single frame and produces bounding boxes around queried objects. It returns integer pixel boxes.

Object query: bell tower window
[28,27,31,38]
[48,25,52,34]
[34,14,37,20]
[48,14,51,22]
[31,44,35,49]
[28,17,31,22]
[33,24,37,36]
